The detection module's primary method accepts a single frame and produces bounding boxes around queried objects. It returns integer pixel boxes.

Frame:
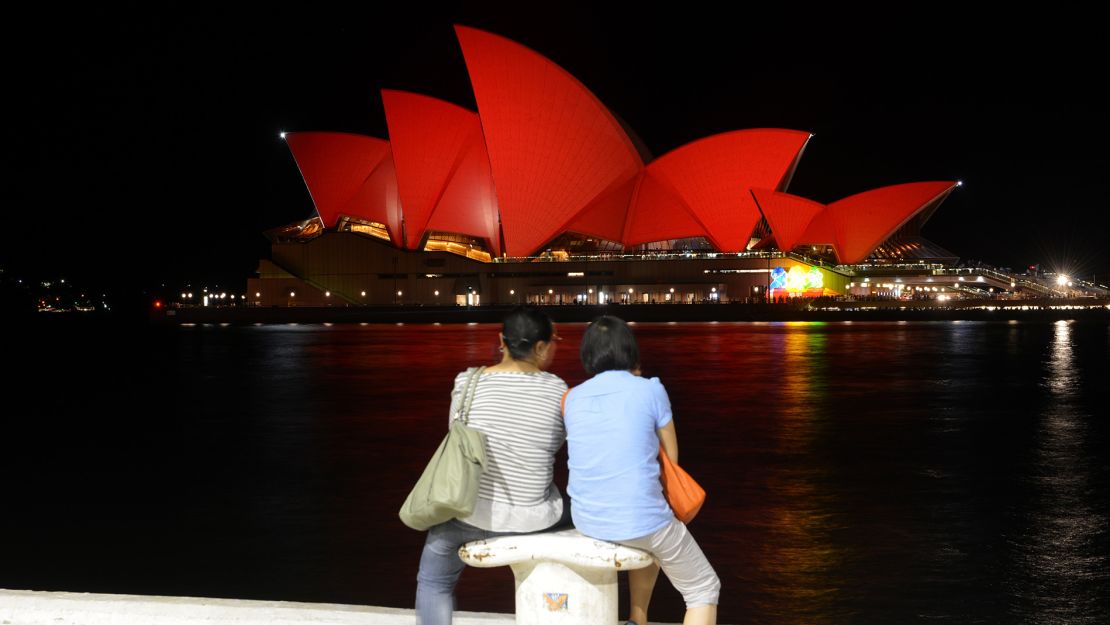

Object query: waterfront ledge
[0,589,507,625]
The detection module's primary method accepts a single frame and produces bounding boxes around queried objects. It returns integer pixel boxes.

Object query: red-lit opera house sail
[639,130,812,251]
[284,132,403,246]
[621,171,710,246]
[825,181,958,264]
[756,181,959,264]
[455,25,644,256]
[750,188,825,253]
[381,90,501,255]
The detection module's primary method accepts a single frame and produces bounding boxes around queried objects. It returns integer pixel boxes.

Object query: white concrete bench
[458,528,655,625]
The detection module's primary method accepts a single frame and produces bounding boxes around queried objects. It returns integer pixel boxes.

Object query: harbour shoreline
[149,298,1110,325]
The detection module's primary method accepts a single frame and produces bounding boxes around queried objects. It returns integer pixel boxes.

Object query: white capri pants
[618,518,721,608]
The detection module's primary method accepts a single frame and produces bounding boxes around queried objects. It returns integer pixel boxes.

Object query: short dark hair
[580,315,639,375]
[502,306,554,360]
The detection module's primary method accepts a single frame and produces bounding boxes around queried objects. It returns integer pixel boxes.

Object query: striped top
[449,369,568,532]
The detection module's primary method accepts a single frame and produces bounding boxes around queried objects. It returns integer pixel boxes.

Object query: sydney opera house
[248,26,959,308]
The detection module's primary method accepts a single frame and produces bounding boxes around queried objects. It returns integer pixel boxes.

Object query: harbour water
[4,319,1109,624]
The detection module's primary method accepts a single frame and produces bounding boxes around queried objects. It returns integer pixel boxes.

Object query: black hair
[580,315,639,375]
[502,306,554,361]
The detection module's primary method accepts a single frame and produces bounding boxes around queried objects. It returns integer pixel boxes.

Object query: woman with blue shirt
[564,316,720,625]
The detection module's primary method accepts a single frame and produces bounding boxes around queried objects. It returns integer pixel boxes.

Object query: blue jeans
[415,502,571,625]
[415,519,516,625]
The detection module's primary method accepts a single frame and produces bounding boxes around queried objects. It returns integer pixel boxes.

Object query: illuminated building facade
[249,26,958,307]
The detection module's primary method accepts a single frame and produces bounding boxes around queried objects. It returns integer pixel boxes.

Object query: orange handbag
[659,445,706,523]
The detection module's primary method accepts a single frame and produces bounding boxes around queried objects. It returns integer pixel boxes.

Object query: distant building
[250,26,958,307]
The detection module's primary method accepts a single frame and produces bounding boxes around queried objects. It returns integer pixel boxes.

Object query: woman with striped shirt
[415,307,568,625]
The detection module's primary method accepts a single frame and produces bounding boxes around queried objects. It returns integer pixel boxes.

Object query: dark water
[4,319,1109,624]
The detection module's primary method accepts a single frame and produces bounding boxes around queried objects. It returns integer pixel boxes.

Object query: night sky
[7,3,1109,294]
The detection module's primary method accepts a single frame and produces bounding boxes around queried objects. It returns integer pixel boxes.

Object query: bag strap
[456,366,486,425]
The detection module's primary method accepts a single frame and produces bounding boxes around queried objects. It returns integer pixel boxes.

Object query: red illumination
[278,28,957,266]
[623,170,709,246]
[825,181,958,264]
[284,132,402,246]
[797,209,839,252]
[642,130,811,251]
[562,173,641,244]
[772,181,959,263]
[455,25,644,256]
[153,300,163,309]
[751,189,824,253]
[382,91,501,254]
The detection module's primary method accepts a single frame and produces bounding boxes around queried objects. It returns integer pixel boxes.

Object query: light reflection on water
[1005,321,1109,624]
[750,330,845,625]
[4,320,1109,624]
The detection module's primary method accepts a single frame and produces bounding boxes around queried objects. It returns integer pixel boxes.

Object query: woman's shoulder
[494,370,568,391]
[535,370,568,387]
[452,367,479,383]
[451,367,487,391]
[465,368,567,389]
[571,372,667,398]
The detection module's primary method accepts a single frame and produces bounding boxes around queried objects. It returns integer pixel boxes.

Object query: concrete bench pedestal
[458,529,655,625]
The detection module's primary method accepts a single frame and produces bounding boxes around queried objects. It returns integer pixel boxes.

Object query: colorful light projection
[769,266,825,298]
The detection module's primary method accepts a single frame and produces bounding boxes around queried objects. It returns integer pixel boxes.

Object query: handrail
[492,251,787,263]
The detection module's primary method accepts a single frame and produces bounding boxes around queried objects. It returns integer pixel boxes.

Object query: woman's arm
[657,419,678,464]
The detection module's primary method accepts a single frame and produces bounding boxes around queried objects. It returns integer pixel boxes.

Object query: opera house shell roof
[282,25,957,266]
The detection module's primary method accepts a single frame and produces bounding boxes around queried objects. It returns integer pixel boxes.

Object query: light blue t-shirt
[565,370,675,541]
